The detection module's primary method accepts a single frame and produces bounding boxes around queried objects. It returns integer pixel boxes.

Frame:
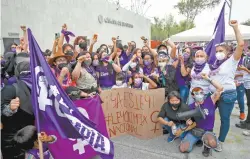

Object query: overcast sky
[118,0,250,26]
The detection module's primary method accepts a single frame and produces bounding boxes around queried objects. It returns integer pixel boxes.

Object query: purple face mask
[143,60,152,66]
[183,52,190,60]
[11,48,16,52]
[101,55,109,62]
[134,78,142,86]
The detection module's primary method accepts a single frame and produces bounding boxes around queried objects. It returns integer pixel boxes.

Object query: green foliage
[174,0,221,29]
[241,19,250,26]
[151,14,195,40]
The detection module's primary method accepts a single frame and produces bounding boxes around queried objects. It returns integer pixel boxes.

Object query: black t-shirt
[158,102,190,124]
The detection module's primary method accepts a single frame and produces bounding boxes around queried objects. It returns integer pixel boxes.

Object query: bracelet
[109,60,114,65]
[207,78,212,83]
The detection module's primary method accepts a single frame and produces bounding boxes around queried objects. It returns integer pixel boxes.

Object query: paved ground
[111,101,250,159]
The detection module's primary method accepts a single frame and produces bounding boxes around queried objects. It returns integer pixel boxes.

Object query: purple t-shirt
[189,97,215,131]
[27,148,51,159]
[175,65,188,86]
[119,51,130,67]
[96,64,115,88]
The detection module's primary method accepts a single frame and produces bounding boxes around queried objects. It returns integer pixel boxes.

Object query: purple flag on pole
[205,2,226,64]
[48,96,109,159]
[28,28,114,159]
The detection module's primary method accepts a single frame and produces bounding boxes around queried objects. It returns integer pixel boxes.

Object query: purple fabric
[96,65,115,88]
[101,56,110,63]
[205,2,226,65]
[53,67,69,85]
[27,148,51,159]
[193,62,206,74]
[28,28,114,159]
[175,66,187,86]
[189,97,215,131]
[19,73,32,88]
[119,51,129,67]
[238,57,243,66]
[209,59,226,71]
[7,76,17,85]
[48,96,110,159]
[61,30,75,43]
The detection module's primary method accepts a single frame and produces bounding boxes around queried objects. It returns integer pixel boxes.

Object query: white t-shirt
[209,56,239,92]
[190,63,211,94]
[111,83,128,89]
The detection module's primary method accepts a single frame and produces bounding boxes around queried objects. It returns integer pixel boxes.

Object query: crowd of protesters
[1,20,250,158]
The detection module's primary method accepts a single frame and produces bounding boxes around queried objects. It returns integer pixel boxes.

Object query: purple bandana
[194,62,206,74]
[209,59,226,71]
[61,30,75,43]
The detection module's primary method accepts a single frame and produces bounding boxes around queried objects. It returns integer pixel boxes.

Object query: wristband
[207,78,212,83]
[109,60,114,65]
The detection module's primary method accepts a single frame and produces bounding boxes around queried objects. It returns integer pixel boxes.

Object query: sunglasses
[215,42,226,47]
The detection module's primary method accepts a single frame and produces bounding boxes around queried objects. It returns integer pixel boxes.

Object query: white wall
[1,0,151,53]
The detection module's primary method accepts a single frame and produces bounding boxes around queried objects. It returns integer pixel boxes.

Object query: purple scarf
[54,67,68,85]
[194,62,206,74]
[143,65,153,76]
[19,73,32,88]
[61,30,75,43]
[209,59,226,71]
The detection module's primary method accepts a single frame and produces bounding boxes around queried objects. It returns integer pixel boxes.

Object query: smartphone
[93,34,98,40]
[55,33,60,39]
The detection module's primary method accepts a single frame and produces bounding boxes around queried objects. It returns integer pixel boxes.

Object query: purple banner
[28,28,114,159]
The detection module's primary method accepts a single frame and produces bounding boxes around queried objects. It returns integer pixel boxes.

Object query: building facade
[1,0,151,53]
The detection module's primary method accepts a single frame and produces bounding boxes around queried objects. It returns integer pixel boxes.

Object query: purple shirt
[189,97,215,131]
[96,64,115,88]
[119,51,130,67]
[175,66,190,86]
[27,148,51,159]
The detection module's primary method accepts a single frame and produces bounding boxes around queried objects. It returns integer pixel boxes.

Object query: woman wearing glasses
[208,20,244,152]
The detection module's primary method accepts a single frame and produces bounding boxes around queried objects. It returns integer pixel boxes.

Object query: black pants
[246,89,250,122]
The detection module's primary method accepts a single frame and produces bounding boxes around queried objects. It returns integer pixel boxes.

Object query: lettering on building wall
[8,32,19,37]
[98,15,133,28]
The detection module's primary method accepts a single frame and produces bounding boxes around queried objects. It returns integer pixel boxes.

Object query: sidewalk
[112,104,250,159]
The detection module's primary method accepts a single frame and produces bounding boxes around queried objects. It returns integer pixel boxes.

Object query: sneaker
[214,141,223,152]
[167,135,176,143]
[239,113,246,120]
[202,146,211,157]
[196,140,203,147]
[243,131,250,136]
[235,122,250,130]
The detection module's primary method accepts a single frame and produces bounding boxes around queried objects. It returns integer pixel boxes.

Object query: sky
[116,0,250,27]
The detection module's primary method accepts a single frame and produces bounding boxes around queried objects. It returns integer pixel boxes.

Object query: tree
[174,0,221,29]
[151,15,195,40]
[241,19,250,26]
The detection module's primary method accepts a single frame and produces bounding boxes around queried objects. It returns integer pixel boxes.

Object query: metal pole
[228,0,232,22]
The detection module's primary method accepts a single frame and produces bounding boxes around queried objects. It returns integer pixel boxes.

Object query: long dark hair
[143,53,156,74]
[182,47,193,68]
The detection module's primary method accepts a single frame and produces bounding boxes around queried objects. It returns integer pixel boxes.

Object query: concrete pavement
[111,103,250,159]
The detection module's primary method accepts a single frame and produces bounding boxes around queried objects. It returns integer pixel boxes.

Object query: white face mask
[195,58,206,65]
[116,81,123,86]
[215,51,226,60]
[161,49,167,53]
[194,94,204,102]
[130,62,137,68]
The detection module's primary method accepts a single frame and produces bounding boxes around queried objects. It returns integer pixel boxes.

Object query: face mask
[194,94,204,102]
[161,49,167,53]
[65,50,74,57]
[116,80,123,86]
[183,52,190,60]
[84,59,92,66]
[92,59,99,66]
[143,60,152,66]
[158,62,167,69]
[58,63,68,70]
[134,78,142,86]
[170,103,180,109]
[79,42,87,50]
[130,62,137,68]
[195,58,206,65]
[215,52,226,60]
[101,55,109,62]
[11,48,16,52]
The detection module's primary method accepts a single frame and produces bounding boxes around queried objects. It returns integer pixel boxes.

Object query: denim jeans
[179,85,189,104]
[218,90,237,142]
[236,84,245,113]
[163,117,187,139]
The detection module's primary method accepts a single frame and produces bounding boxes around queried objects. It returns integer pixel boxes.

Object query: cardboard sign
[100,88,165,139]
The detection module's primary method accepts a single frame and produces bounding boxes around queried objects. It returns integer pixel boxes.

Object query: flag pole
[38,133,44,159]
[228,0,232,22]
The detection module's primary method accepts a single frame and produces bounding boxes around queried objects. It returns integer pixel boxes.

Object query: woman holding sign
[209,20,244,152]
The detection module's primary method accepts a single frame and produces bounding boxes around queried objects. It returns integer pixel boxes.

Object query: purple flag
[48,96,110,159]
[205,2,226,64]
[28,28,114,159]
